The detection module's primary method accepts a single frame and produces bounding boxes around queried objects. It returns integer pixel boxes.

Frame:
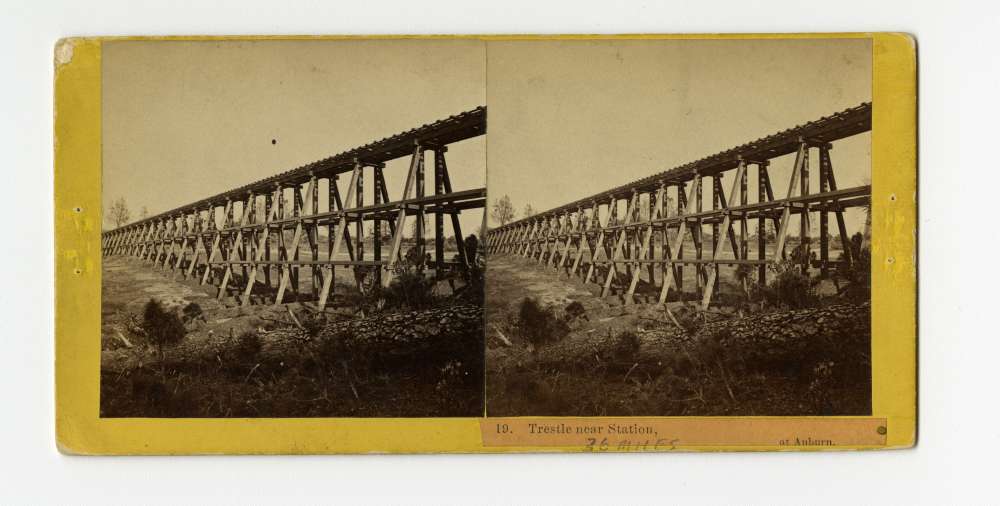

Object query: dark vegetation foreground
[485,248,872,417]
[100,256,484,417]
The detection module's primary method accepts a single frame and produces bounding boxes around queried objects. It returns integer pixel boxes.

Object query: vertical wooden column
[373,167,383,287]
[740,163,748,263]
[658,178,699,304]
[601,191,637,298]
[435,149,466,270]
[265,188,274,290]
[534,216,545,263]
[240,186,280,306]
[556,213,567,268]
[143,221,153,260]
[154,218,164,263]
[622,206,632,280]
[274,178,316,305]
[153,218,165,266]
[558,210,576,272]
[416,148,426,269]
[569,205,587,276]
[200,204,222,285]
[172,212,188,274]
[799,144,811,272]
[158,217,174,268]
[382,144,422,288]
[356,166,364,273]
[327,176,337,296]
[646,191,656,286]
[585,202,607,285]
[774,141,807,260]
[154,219,166,262]
[601,199,616,279]
[241,198,252,283]
[217,193,254,300]
[291,184,303,296]
[656,181,667,294]
[434,148,445,273]
[820,145,853,268]
[676,182,687,294]
[535,216,547,263]
[626,189,658,304]
[311,175,320,296]
[712,175,722,298]
[757,162,769,285]
[700,161,746,309]
[818,145,830,277]
[276,186,287,294]
[694,173,704,291]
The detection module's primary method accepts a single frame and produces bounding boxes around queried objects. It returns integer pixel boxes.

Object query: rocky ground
[100,256,484,417]
[485,254,871,417]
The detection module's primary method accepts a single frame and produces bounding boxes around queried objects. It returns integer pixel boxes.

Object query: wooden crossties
[102,108,487,310]
[487,103,872,309]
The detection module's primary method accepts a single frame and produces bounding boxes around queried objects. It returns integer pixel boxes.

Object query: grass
[489,324,871,417]
[100,259,485,418]
[486,252,872,417]
[100,318,485,418]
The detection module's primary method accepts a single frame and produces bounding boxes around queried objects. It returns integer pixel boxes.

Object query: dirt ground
[484,253,870,417]
[100,256,483,417]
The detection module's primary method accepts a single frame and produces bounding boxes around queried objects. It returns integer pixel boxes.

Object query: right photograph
[484,38,872,417]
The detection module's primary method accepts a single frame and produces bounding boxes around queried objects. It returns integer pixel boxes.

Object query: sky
[102,39,487,236]
[103,38,871,238]
[485,38,872,235]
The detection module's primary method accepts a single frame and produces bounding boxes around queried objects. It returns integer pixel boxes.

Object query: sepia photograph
[484,38,873,417]
[99,40,488,417]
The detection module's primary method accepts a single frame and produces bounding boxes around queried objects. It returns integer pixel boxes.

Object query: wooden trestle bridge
[101,107,486,310]
[486,103,872,309]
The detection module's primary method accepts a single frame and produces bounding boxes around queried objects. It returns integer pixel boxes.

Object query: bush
[181,302,203,323]
[301,312,327,338]
[756,261,815,309]
[565,301,587,322]
[839,233,871,302]
[142,299,186,366]
[383,269,437,310]
[517,298,569,347]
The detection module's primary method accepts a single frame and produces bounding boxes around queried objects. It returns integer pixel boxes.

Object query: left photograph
[99,40,487,417]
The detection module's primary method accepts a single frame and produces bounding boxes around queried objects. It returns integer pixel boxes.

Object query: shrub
[301,312,327,338]
[839,233,871,302]
[565,301,587,322]
[181,302,203,323]
[142,299,186,367]
[517,298,569,347]
[757,261,815,309]
[383,269,437,310]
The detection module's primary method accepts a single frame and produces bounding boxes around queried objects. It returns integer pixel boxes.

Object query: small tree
[139,206,149,219]
[523,204,535,218]
[109,197,131,228]
[491,195,516,226]
[142,299,186,374]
